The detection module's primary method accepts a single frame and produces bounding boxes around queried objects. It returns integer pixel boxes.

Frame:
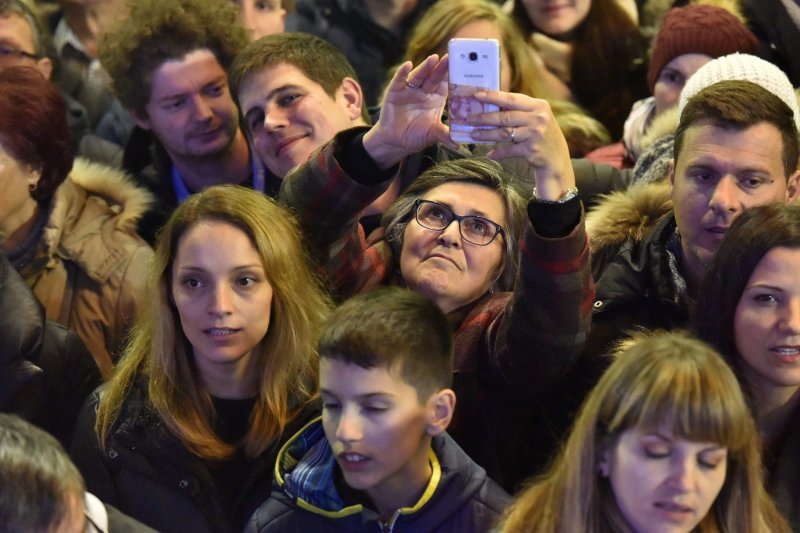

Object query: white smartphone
[448,38,501,144]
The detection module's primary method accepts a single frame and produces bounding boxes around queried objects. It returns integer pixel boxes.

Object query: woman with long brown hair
[71,186,332,532]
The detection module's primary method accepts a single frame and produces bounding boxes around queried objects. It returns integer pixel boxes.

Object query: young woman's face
[735,246,800,396]
[400,182,506,314]
[653,53,712,117]
[600,428,728,533]
[171,220,273,386]
[521,0,591,38]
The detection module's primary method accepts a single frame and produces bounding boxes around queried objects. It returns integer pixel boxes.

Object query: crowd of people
[1,0,800,531]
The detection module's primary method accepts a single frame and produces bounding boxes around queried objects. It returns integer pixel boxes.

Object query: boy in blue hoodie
[245,287,509,532]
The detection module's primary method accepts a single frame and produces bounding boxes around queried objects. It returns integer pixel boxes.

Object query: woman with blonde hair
[70,185,332,532]
[402,0,610,156]
[499,331,789,532]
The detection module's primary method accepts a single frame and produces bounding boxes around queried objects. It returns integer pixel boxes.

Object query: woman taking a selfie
[281,54,593,490]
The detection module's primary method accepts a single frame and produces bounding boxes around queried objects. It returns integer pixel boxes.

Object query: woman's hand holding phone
[467,90,575,200]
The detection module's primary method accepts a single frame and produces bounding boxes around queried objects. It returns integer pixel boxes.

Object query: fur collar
[40,158,153,282]
[65,158,153,232]
[586,179,673,255]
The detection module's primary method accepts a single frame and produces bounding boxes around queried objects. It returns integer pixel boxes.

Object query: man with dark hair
[0,0,114,156]
[586,54,800,359]
[231,32,370,180]
[0,413,154,532]
[100,0,266,244]
[0,414,86,532]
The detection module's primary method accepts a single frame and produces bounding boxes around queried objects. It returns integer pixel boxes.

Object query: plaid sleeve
[279,130,394,296]
[466,207,594,398]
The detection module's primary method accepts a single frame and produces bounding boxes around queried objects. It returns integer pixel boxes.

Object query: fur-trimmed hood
[63,157,152,232]
[41,158,153,283]
[586,179,673,265]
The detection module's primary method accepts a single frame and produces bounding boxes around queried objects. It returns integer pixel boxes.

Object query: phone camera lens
[469,52,478,61]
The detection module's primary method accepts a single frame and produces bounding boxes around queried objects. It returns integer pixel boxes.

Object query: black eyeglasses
[413,199,504,246]
[0,44,40,62]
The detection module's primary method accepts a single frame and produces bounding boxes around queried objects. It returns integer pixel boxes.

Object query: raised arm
[463,91,593,397]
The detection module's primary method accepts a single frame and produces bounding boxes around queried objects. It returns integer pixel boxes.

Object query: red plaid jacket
[280,129,595,490]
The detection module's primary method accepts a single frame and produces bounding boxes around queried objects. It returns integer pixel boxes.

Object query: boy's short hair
[229,31,368,120]
[99,0,248,116]
[319,287,453,401]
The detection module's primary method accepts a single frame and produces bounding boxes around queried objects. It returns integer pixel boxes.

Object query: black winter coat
[586,213,691,361]
[70,379,318,532]
[0,253,100,446]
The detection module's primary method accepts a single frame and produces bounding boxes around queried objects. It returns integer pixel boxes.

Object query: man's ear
[668,159,676,190]
[785,169,800,203]
[35,57,52,80]
[425,389,456,437]
[131,109,152,130]
[338,77,366,125]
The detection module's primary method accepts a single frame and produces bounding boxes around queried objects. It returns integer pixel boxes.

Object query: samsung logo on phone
[464,74,484,78]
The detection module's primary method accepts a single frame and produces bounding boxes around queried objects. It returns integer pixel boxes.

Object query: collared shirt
[170,154,266,203]
[52,18,108,85]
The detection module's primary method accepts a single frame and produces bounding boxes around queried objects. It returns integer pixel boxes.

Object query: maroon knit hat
[646,4,758,91]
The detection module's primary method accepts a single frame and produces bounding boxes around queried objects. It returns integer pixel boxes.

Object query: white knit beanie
[678,53,800,131]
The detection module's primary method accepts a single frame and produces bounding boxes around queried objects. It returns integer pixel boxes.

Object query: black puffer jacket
[0,253,101,447]
[70,378,318,532]
[588,213,691,357]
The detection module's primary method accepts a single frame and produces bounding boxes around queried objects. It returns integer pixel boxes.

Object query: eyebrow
[745,283,785,292]
[176,264,264,273]
[320,389,394,400]
[684,161,773,177]
[424,199,497,220]
[250,83,303,109]
[154,75,227,104]
[244,83,302,121]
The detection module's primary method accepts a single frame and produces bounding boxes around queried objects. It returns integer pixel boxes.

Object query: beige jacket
[20,158,153,377]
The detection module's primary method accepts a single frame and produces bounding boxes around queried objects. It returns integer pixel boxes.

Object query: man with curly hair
[100,0,267,244]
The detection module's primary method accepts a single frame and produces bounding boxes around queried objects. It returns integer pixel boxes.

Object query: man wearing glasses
[0,0,114,158]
